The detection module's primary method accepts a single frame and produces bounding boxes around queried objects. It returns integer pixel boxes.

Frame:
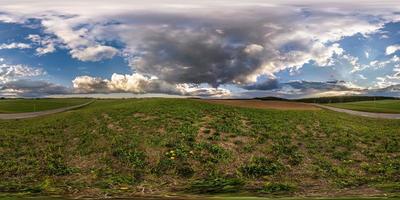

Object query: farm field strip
[326,100,400,114]
[313,104,400,119]
[201,100,320,110]
[0,99,92,113]
[0,100,95,120]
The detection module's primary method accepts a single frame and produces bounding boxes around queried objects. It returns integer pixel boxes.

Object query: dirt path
[201,99,320,110]
[313,104,400,119]
[0,100,95,120]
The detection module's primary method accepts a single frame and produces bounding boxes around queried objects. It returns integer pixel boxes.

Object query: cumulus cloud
[72,73,230,97]
[374,64,400,89]
[116,12,369,87]
[70,45,119,62]
[38,17,119,62]
[242,79,279,90]
[386,45,400,55]
[0,62,55,97]
[0,42,31,50]
[27,34,57,55]
[0,64,45,82]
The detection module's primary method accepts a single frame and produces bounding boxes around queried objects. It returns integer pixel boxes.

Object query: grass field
[327,100,400,113]
[0,99,91,113]
[0,99,399,198]
[201,100,319,110]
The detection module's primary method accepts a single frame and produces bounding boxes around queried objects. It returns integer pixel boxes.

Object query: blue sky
[0,0,399,98]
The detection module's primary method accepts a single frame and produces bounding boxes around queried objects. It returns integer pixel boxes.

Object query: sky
[0,0,400,98]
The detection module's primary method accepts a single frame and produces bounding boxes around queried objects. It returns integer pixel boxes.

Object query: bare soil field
[201,99,320,110]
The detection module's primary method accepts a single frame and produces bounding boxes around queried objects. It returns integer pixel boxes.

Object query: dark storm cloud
[242,79,279,90]
[243,80,358,91]
[285,80,353,91]
[132,27,265,87]
[112,9,281,87]
[115,7,364,87]
[239,80,364,98]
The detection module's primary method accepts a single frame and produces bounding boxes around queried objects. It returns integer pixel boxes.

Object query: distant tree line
[255,96,399,103]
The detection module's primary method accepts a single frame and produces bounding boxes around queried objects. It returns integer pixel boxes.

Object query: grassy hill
[0,99,399,198]
[0,98,91,113]
[254,95,398,104]
[327,100,400,114]
[293,96,398,104]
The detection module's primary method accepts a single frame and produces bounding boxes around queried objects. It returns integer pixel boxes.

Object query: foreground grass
[0,99,91,113]
[0,99,399,198]
[327,100,400,114]
[1,197,399,200]
[1,196,399,200]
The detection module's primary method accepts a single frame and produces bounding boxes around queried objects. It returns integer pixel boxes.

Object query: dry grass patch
[201,99,320,110]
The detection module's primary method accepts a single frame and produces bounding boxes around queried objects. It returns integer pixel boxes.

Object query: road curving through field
[0,100,95,120]
[313,104,400,119]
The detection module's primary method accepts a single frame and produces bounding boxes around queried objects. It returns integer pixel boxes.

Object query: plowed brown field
[201,99,320,110]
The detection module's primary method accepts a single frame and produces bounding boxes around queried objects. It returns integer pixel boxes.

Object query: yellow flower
[170,156,175,160]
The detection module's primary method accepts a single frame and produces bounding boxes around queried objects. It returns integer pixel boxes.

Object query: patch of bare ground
[200,99,320,110]
[107,123,124,132]
[133,112,158,121]
[194,115,270,175]
[68,154,101,170]
[145,147,166,166]
[101,113,124,131]
[296,124,307,134]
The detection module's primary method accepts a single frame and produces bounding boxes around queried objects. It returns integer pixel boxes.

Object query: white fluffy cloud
[386,45,400,55]
[27,34,57,55]
[0,63,45,83]
[38,17,119,61]
[0,59,70,97]
[70,45,119,62]
[0,42,31,50]
[72,73,230,97]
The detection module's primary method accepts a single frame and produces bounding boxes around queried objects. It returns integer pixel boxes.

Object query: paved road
[313,104,400,119]
[0,100,95,120]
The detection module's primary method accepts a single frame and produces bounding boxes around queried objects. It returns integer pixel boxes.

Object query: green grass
[0,98,399,198]
[0,99,91,113]
[327,100,400,113]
